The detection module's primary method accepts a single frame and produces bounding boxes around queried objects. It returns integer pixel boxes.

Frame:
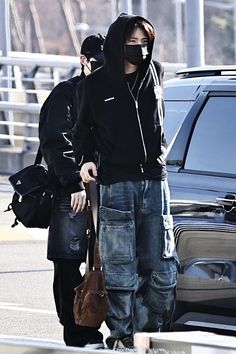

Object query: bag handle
[87,180,98,234]
[85,181,102,278]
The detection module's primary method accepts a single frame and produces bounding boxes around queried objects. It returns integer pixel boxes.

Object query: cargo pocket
[99,206,134,264]
[145,269,177,314]
[162,214,175,259]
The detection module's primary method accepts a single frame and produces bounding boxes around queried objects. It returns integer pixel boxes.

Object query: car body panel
[168,172,236,202]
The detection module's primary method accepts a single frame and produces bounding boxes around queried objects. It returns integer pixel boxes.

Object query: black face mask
[124,44,149,65]
[90,60,103,72]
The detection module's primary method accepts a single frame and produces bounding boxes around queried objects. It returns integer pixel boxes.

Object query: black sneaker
[84,340,105,350]
[106,336,134,351]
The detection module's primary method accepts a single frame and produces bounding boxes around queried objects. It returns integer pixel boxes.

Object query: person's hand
[80,162,97,183]
[71,190,86,213]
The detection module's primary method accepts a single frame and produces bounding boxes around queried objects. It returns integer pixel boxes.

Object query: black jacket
[72,14,167,185]
[39,75,84,194]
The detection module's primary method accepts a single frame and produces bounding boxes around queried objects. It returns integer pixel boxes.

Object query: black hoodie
[72,14,167,185]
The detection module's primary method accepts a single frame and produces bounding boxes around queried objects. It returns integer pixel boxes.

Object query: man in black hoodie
[39,34,105,348]
[73,15,179,350]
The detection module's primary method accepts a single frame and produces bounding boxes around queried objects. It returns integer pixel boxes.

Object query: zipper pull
[140,164,144,173]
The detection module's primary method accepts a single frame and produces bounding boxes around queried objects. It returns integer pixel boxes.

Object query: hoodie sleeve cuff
[66,181,85,194]
[80,155,96,165]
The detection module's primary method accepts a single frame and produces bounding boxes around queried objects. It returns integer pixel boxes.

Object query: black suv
[164,66,236,204]
[163,67,236,335]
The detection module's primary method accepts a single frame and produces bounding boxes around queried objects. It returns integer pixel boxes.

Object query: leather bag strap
[85,181,101,278]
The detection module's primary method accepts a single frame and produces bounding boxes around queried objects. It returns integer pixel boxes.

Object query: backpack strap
[34,146,43,165]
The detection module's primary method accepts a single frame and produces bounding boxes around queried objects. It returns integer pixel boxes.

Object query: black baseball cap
[80,33,105,61]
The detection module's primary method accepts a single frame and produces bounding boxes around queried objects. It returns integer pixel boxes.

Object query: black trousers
[53,260,103,347]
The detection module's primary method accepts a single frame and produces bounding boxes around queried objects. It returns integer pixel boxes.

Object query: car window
[164,101,193,144]
[184,96,236,174]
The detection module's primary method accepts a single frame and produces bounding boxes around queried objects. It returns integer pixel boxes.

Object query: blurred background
[3,0,236,65]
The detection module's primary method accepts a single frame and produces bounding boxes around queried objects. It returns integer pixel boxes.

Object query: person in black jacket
[73,15,179,350]
[39,34,105,348]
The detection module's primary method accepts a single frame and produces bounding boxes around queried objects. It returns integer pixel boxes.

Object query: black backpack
[5,96,54,228]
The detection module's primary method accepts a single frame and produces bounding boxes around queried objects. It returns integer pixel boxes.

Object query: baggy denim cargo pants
[99,179,178,339]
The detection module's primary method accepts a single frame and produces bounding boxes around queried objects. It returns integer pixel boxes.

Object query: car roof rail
[176,65,236,78]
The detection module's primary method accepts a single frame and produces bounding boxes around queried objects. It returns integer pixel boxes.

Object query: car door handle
[216,193,236,212]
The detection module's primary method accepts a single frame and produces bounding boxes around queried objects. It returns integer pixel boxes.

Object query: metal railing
[0,52,81,154]
[0,101,40,143]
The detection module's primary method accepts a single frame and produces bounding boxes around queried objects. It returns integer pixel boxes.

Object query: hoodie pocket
[99,206,135,264]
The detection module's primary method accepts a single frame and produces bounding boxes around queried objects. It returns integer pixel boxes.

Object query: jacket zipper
[127,71,148,173]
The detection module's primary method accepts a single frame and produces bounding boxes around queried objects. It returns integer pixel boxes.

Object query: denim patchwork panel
[99,206,135,264]
[161,214,175,259]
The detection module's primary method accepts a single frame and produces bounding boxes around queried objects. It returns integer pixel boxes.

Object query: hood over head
[103,13,155,81]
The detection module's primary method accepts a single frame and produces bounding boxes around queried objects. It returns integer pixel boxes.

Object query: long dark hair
[124,18,155,44]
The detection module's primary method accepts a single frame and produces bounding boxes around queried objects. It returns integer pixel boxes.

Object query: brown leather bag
[73,239,109,327]
[73,182,109,327]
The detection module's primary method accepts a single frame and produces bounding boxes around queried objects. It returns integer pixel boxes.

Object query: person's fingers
[77,193,86,212]
[71,194,76,209]
[80,163,97,183]
[81,173,95,183]
[91,165,97,177]
[71,191,86,212]
[75,193,87,213]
